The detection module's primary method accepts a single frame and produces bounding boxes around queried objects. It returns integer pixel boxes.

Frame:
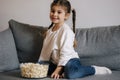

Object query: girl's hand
[51,66,63,79]
[51,72,61,79]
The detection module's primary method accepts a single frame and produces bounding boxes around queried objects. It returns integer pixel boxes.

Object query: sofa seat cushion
[0,69,120,80]
[75,25,120,70]
[9,19,46,63]
[0,28,19,72]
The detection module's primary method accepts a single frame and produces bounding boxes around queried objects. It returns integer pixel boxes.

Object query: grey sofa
[0,19,120,80]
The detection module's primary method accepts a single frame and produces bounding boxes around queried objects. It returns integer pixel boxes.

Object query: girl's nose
[53,12,57,16]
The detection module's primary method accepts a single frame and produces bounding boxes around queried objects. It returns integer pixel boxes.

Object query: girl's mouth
[52,18,58,20]
[51,18,59,21]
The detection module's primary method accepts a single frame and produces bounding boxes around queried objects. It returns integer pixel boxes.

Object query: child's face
[50,5,69,25]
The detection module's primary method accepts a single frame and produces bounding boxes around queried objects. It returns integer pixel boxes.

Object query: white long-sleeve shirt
[38,23,79,66]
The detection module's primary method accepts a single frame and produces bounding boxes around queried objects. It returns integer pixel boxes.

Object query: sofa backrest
[0,28,19,72]
[75,25,120,70]
[9,19,120,70]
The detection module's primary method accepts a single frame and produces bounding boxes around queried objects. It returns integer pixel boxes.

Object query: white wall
[0,0,120,31]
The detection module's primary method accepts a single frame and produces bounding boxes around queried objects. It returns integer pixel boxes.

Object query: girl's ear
[65,13,70,20]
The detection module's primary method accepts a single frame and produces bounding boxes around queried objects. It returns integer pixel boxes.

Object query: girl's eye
[51,10,55,13]
[58,11,62,14]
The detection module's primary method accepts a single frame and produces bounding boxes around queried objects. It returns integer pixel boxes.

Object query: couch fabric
[75,26,120,70]
[0,19,120,80]
[0,28,19,72]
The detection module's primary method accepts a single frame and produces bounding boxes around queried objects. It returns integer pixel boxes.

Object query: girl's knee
[65,58,80,72]
[66,58,81,66]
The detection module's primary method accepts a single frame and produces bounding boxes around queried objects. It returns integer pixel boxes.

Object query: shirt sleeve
[58,29,76,66]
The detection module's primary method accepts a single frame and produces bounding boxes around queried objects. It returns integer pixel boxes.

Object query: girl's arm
[51,66,64,79]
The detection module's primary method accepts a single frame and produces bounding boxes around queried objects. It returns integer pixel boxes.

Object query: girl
[38,0,112,79]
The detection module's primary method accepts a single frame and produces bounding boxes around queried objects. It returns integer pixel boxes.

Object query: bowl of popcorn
[20,63,49,78]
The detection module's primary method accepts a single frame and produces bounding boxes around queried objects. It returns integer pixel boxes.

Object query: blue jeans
[48,58,95,79]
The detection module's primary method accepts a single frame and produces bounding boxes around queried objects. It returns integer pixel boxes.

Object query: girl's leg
[47,62,57,76]
[64,58,95,79]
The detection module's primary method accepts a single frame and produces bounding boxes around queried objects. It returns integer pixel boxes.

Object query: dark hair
[48,0,76,33]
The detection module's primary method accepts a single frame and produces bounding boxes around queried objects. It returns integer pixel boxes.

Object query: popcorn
[20,63,49,78]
